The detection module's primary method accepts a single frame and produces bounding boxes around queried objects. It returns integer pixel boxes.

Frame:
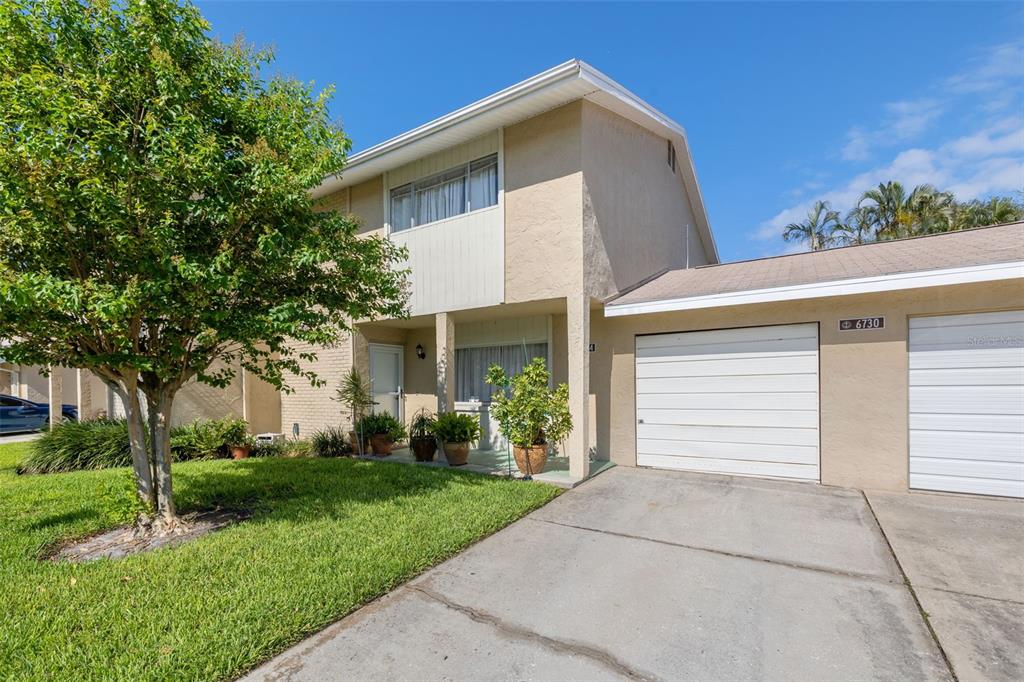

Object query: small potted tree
[486,358,573,477]
[334,368,375,455]
[432,412,480,466]
[224,420,256,460]
[357,412,407,457]
[408,408,438,462]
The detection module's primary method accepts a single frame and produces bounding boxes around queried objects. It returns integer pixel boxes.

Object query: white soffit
[604,261,1024,317]
[313,59,720,262]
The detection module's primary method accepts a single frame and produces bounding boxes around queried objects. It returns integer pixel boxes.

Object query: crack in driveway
[411,585,660,681]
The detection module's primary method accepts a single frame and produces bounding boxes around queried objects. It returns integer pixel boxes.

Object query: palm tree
[833,206,875,246]
[856,181,910,240]
[954,196,1024,230]
[906,184,955,235]
[783,200,842,251]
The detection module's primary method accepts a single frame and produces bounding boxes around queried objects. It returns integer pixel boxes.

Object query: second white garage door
[636,323,820,481]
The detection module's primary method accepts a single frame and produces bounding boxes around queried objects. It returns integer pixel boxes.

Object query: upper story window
[390,154,498,232]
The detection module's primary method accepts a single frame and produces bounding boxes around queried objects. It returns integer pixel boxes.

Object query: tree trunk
[111,378,156,514]
[149,390,177,527]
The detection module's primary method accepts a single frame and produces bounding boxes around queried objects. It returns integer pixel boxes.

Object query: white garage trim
[909,310,1024,498]
[635,323,820,481]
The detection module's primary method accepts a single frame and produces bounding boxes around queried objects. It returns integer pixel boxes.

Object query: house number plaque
[839,317,884,331]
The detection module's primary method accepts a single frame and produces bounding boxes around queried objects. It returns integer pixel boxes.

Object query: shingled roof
[606,222,1024,314]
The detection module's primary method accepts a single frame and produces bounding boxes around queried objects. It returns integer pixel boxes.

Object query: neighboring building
[279,60,1023,498]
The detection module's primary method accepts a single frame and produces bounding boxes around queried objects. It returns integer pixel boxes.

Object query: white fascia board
[604,260,1024,317]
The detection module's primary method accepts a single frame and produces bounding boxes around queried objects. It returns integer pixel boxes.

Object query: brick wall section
[280,336,354,438]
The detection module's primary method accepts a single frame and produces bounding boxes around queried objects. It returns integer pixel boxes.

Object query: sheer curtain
[415,172,464,225]
[468,158,497,211]
[455,343,547,402]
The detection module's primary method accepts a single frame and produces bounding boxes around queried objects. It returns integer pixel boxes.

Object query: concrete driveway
[244,467,1023,682]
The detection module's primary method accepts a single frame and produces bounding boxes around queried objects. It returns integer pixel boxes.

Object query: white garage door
[635,323,820,481]
[909,311,1024,498]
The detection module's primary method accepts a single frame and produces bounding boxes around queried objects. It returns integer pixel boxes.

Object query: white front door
[370,345,403,421]
[635,323,820,481]
[909,311,1024,498]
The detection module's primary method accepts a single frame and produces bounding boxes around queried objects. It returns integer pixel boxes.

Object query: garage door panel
[636,374,820,394]
[637,422,819,448]
[909,311,1024,498]
[909,473,1024,498]
[635,355,817,379]
[911,430,1024,463]
[636,391,818,411]
[635,323,819,482]
[909,456,1023,481]
[637,438,818,465]
[909,366,1024,386]
[911,412,1024,434]
[637,324,817,351]
[637,407,818,429]
[910,385,1024,415]
[637,453,818,481]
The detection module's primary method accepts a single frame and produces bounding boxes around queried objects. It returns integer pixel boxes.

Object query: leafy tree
[834,206,875,246]
[0,0,407,527]
[783,200,841,251]
[905,184,955,235]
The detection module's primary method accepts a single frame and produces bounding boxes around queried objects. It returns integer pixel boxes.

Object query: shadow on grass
[171,456,502,522]
[27,508,101,531]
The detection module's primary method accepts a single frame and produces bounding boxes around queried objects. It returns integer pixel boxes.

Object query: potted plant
[334,368,375,455]
[486,357,573,477]
[357,412,407,456]
[408,408,438,462]
[223,420,256,460]
[432,411,480,466]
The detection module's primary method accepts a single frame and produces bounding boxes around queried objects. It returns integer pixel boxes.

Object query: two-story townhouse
[280,60,717,480]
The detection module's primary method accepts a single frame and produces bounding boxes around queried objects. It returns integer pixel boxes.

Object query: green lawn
[0,441,559,680]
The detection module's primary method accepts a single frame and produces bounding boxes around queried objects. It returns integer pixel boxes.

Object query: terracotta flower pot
[369,433,395,456]
[443,442,470,466]
[410,437,437,462]
[230,445,251,460]
[513,444,548,476]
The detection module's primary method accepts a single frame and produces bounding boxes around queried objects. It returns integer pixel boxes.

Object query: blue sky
[197,1,1023,263]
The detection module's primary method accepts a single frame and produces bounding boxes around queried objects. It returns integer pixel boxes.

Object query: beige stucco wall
[503,102,584,304]
[598,279,1024,492]
[581,101,709,300]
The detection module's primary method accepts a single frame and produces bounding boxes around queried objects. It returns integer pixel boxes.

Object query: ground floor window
[455,343,547,402]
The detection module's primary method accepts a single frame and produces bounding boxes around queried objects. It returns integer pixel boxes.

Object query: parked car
[0,394,78,434]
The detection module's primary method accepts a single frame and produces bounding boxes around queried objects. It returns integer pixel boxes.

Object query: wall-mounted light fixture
[415,343,426,360]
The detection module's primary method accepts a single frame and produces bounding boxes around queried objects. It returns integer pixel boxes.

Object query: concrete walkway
[243,467,1023,682]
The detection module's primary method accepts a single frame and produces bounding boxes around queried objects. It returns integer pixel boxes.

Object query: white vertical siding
[909,311,1024,498]
[391,206,504,316]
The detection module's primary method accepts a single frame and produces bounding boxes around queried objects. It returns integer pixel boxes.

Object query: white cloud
[841,98,944,161]
[753,42,1024,253]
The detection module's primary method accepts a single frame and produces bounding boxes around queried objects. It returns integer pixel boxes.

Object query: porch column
[435,312,455,413]
[566,294,591,479]
[48,367,63,426]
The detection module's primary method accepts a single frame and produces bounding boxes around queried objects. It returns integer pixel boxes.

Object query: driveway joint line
[410,585,657,681]
[919,585,1024,607]
[861,490,959,682]
[529,516,904,586]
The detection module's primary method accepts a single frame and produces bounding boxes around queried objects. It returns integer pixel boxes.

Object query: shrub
[98,469,148,525]
[20,416,253,474]
[408,408,436,440]
[251,439,313,458]
[432,412,481,444]
[357,413,407,442]
[20,419,133,474]
[170,417,250,460]
[485,357,572,448]
[310,427,352,458]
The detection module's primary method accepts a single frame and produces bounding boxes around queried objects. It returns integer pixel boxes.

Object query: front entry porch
[354,296,603,484]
